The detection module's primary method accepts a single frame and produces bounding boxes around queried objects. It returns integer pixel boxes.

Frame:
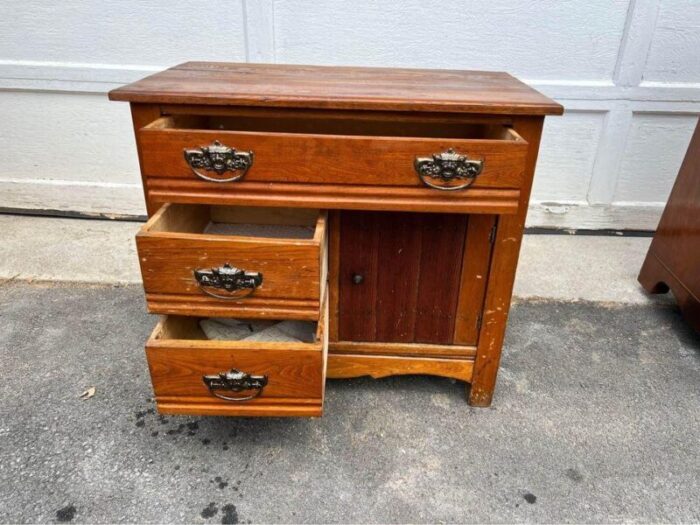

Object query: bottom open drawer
[145,299,328,417]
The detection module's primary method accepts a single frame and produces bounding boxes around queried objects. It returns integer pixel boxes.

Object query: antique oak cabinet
[109,63,562,417]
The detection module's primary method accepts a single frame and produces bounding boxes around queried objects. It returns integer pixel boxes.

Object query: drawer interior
[152,315,321,346]
[146,114,524,141]
[147,311,327,417]
[143,203,324,241]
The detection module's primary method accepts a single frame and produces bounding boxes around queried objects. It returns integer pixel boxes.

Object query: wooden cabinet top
[109,62,563,116]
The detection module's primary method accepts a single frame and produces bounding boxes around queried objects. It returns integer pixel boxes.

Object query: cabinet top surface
[109,62,563,116]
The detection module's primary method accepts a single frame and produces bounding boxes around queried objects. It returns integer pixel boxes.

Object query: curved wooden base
[327,353,474,382]
[639,252,700,333]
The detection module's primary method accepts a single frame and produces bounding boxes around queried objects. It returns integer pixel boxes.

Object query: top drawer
[138,113,528,191]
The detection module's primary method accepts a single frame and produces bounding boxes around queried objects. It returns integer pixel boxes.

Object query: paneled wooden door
[337,211,494,346]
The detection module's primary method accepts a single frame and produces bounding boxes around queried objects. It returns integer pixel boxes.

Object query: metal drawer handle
[414,148,483,191]
[193,263,262,300]
[183,140,254,182]
[203,369,268,402]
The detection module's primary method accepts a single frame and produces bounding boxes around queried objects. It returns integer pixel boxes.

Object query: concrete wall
[1,0,698,228]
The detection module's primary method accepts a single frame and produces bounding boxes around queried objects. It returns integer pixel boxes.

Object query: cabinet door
[338,211,494,345]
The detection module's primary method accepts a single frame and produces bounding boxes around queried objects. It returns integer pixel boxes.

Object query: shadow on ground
[0,282,698,523]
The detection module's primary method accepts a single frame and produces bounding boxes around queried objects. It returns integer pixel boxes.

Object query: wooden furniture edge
[326,354,474,382]
[468,116,545,407]
[639,252,700,333]
[329,341,476,358]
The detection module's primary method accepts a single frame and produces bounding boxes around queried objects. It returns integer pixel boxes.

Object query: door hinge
[476,312,483,331]
[488,223,497,245]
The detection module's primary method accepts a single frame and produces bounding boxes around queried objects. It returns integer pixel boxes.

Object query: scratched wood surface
[110,62,563,115]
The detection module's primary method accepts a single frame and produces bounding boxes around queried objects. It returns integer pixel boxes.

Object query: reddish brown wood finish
[337,211,485,346]
[110,62,564,116]
[111,62,561,412]
[135,204,326,319]
[129,104,162,216]
[138,117,528,189]
[414,214,469,343]
[468,117,545,406]
[639,120,700,333]
[454,215,497,344]
[145,179,521,215]
[146,302,327,417]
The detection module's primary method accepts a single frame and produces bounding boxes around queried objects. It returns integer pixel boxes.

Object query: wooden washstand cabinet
[109,63,562,416]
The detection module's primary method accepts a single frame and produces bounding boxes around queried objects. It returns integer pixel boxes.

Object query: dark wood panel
[454,215,497,344]
[375,213,422,342]
[337,212,379,341]
[414,214,468,344]
[110,62,563,116]
[338,211,481,345]
[327,354,474,382]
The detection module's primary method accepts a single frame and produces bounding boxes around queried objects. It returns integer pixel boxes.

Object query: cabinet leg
[638,251,670,294]
[467,383,493,407]
[639,251,700,333]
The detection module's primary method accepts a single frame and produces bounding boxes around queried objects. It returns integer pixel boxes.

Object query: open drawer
[136,204,327,320]
[138,113,529,191]
[146,297,328,417]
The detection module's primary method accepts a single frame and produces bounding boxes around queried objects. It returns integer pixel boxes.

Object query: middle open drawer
[136,204,327,320]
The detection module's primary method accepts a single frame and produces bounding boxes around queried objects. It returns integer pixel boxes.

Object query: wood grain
[109,62,563,116]
[338,211,483,345]
[146,300,327,417]
[414,214,468,344]
[469,117,545,407]
[327,354,474,382]
[112,63,562,412]
[453,214,496,344]
[136,204,325,314]
[130,104,163,216]
[329,341,476,359]
[337,211,379,341]
[144,293,320,321]
[155,402,322,418]
[146,179,521,215]
[138,119,528,189]
[375,213,422,342]
[146,339,323,400]
[328,211,341,342]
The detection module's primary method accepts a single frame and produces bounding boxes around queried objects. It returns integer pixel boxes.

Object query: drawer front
[146,303,328,417]
[136,204,327,320]
[138,118,528,190]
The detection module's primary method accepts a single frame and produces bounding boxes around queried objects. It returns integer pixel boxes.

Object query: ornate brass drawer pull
[193,263,263,300]
[414,148,484,191]
[183,140,254,182]
[203,369,268,402]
